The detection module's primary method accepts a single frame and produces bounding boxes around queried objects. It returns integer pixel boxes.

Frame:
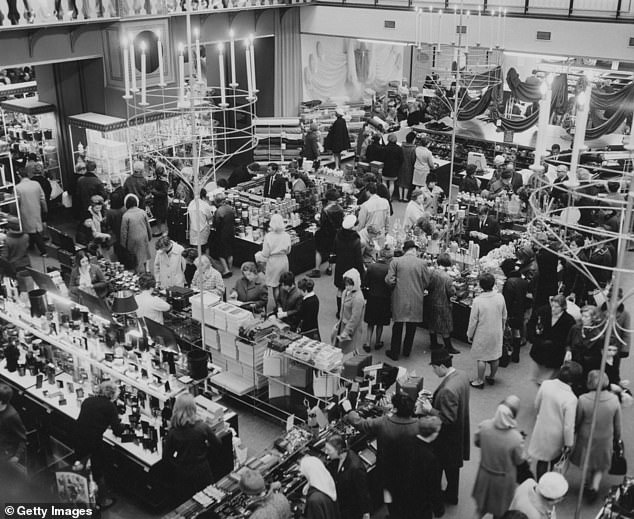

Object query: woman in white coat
[467,273,507,389]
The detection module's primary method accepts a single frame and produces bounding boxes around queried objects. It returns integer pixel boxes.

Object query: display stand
[253,117,302,163]
[0,98,63,188]
[0,149,21,229]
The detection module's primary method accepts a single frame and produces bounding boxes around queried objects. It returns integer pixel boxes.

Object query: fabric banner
[274,10,303,117]
[586,84,634,139]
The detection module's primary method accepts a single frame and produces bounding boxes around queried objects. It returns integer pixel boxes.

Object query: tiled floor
[19,193,634,519]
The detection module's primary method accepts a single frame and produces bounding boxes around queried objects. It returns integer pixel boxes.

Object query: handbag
[610,440,627,476]
[553,450,570,475]
[516,460,534,484]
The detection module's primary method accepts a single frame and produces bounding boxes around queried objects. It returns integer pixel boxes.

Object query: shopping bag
[61,191,72,208]
[553,450,570,475]
[610,440,627,476]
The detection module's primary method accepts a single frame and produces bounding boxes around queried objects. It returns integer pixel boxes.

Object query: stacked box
[224,305,253,335]
[203,326,220,351]
[220,336,238,360]
[190,291,222,323]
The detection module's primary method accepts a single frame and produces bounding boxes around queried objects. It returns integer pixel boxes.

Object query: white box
[220,336,238,360]
[203,327,220,351]
[190,292,222,324]
[268,378,290,399]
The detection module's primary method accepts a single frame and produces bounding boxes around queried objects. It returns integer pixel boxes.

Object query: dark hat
[402,240,419,251]
[429,348,452,365]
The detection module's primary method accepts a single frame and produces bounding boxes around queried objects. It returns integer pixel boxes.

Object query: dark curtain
[274,9,302,117]
[590,82,634,111]
[586,85,634,139]
[457,87,494,121]
[456,67,503,121]
[498,74,568,133]
[506,67,544,103]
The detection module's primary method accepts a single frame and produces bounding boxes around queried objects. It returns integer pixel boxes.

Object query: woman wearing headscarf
[332,268,365,359]
[362,246,393,352]
[472,396,525,519]
[262,213,292,306]
[570,370,621,504]
[333,214,364,318]
[299,456,340,519]
[324,435,371,519]
[120,194,152,273]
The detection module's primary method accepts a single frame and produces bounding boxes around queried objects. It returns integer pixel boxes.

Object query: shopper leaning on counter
[120,194,152,273]
[163,393,222,504]
[358,224,382,267]
[73,381,123,509]
[296,277,320,339]
[154,235,186,289]
[230,262,268,312]
[69,250,108,299]
[240,468,292,519]
[362,245,393,353]
[464,205,501,257]
[324,434,372,519]
[332,268,366,359]
[191,254,225,299]
[135,273,171,324]
[467,273,507,389]
[403,189,429,231]
[299,455,341,519]
[210,191,235,279]
[460,164,481,194]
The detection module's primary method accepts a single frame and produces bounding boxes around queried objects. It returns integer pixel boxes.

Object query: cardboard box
[203,327,220,351]
[190,292,222,323]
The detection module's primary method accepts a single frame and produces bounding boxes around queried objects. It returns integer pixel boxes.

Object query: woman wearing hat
[510,472,568,519]
[1,219,30,272]
[120,194,152,273]
[262,214,292,307]
[472,396,526,519]
[240,468,291,519]
[333,214,364,318]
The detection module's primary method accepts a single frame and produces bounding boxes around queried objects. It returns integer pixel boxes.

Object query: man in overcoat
[385,240,431,360]
[421,349,471,506]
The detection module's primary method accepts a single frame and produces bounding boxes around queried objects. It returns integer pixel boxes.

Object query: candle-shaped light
[229,29,237,87]
[452,6,457,45]
[429,7,433,46]
[477,6,481,46]
[122,37,131,98]
[497,9,502,48]
[502,9,507,49]
[249,35,257,93]
[178,43,185,105]
[194,28,202,82]
[129,37,137,92]
[489,10,495,50]
[140,40,147,105]
[157,30,165,87]
[245,39,254,98]
[218,44,227,106]
[437,10,443,49]
[415,8,419,48]
[465,11,470,52]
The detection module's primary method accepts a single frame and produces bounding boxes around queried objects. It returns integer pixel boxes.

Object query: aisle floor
[30,196,634,519]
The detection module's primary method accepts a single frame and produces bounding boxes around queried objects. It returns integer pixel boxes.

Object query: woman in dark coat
[501,258,529,364]
[427,253,458,354]
[534,240,560,310]
[311,189,344,278]
[302,122,321,162]
[299,456,341,519]
[163,393,221,504]
[528,294,576,384]
[364,134,385,164]
[325,109,350,169]
[333,215,364,317]
[398,132,417,202]
[382,133,403,200]
[362,246,393,352]
[460,164,480,194]
[325,435,371,519]
[566,304,605,377]
[150,166,170,236]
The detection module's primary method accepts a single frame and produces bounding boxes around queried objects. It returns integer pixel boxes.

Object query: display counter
[233,234,316,275]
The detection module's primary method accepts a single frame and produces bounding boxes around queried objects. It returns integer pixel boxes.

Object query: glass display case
[67,112,130,188]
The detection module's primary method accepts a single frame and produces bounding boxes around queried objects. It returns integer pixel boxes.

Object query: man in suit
[464,205,500,257]
[420,349,470,507]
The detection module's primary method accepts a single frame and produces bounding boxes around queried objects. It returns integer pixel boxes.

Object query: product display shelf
[0,81,38,100]
[416,124,536,174]
[0,98,63,187]
[253,117,303,163]
[0,150,21,229]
